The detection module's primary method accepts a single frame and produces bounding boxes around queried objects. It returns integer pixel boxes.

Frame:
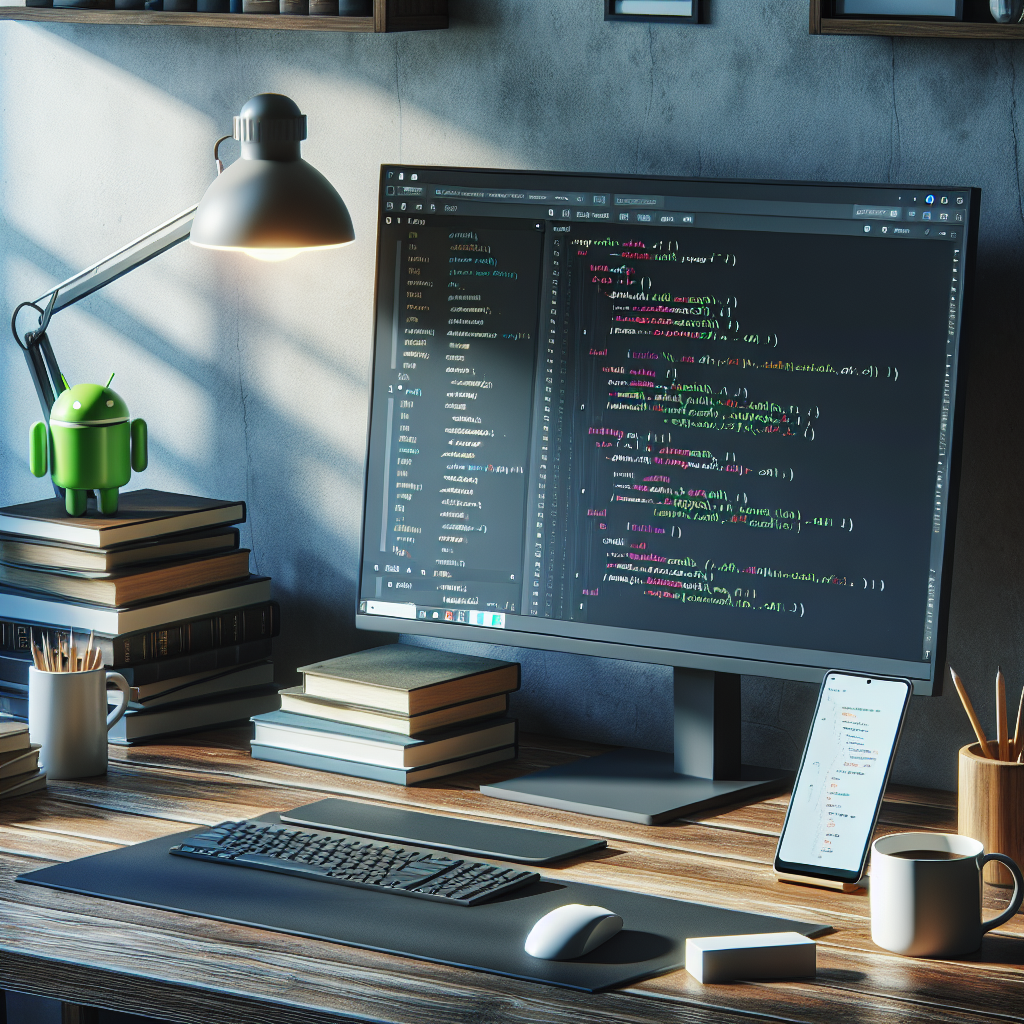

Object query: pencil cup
[958,742,1024,887]
[28,667,130,780]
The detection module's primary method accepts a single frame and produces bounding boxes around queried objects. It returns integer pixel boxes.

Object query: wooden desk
[0,730,1019,1024]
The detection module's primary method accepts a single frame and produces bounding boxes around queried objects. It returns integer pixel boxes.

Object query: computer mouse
[524,903,623,960]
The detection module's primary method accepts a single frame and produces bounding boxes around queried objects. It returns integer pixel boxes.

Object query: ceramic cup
[870,831,1023,957]
[28,666,130,780]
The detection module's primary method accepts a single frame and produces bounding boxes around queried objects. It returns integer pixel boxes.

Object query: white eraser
[684,931,816,984]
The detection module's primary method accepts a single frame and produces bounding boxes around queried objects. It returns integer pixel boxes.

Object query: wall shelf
[810,0,1024,38]
[0,0,446,30]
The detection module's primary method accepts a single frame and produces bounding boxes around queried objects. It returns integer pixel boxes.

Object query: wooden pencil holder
[958,742,1024,886]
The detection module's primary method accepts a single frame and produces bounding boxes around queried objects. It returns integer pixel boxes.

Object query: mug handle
[980,853,1024,932]
[105,671,131,731]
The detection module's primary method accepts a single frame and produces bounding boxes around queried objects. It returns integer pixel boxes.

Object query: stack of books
[0,490,282,743]
[0,716,45,799]
[250,643,520,784]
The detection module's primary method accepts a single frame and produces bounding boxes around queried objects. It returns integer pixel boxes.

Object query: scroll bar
[380,396,394,552]
[382,239,402,550]
[391,241,401,370]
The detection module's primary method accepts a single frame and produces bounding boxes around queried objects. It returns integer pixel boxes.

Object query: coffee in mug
[870,832,1023,957]
[889,850,966,861]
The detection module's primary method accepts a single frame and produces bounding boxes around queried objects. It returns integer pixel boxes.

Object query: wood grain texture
[0,0,446,31]
[808,0,1024,38]
[0,729,1019,1024]
[958,741,1024,886]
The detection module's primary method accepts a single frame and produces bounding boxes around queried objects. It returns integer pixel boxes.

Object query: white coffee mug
[29,666,131,780]
[870,831,1023,957]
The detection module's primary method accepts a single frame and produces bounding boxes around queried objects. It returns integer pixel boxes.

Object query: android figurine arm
[29,421,48,477]
[131,419,148,473]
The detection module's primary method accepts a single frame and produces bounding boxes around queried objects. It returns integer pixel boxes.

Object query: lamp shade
[190,94,355,261]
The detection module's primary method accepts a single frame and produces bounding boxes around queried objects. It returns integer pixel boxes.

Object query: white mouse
[524,903,623,960]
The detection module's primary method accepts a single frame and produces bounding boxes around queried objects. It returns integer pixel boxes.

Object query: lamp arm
[11,204,199,422]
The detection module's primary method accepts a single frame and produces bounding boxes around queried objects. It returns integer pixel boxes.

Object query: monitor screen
[356,167,976,695]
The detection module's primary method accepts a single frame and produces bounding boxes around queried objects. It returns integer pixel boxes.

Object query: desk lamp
[11,94,354,473]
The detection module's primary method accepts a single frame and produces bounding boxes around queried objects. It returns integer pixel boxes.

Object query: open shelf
[0,0,446,30]
[810,0,1024,38]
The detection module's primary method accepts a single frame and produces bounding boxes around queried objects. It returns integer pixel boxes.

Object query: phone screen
[777,673,911,878]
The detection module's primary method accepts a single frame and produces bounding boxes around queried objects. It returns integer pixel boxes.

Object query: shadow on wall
[2,220,387,672]
[3,1,1024,790]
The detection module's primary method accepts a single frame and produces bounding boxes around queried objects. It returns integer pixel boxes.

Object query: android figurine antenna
[29,375,148,517]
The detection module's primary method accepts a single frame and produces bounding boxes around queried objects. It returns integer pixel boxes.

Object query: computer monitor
[355,165,978,823]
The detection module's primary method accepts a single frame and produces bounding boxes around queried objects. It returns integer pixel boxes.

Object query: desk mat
[18,814,829,992]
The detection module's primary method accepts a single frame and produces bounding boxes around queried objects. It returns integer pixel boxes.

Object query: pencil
[1013,684,1024,761]
[30,628,43,671]
[950,667,993,758]
[997,667,1010,761]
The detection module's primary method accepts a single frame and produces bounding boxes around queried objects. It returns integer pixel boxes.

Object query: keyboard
[169,820,540,905]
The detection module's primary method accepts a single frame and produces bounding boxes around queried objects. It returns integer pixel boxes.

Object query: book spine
[0,691,28,720]
[0,601,279,667]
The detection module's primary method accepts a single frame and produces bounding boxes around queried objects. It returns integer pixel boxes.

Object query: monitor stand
[480,668,792,825]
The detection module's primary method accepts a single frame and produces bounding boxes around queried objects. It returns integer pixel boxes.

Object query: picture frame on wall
[830,0,963,18]
[604,0,702,24]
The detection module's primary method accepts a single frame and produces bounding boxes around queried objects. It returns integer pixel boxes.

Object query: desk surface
[0,731,1019,1024]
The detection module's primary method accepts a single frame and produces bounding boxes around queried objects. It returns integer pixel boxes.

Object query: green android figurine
[29,375,148,517]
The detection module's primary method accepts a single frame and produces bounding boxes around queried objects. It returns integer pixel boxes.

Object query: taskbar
[361,600,506,629]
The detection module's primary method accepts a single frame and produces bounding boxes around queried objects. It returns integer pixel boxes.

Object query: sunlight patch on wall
[0,25,215,273]
[92,242,220,362]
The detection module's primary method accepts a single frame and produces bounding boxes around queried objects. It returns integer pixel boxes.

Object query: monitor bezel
[355,164,981,698]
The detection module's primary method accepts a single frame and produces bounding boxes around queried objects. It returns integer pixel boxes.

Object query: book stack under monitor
[250,643,520,785]
[0,716,45,798]
[0,490,283,743]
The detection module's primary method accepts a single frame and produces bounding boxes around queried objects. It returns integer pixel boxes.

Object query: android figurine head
[29,377,148,517]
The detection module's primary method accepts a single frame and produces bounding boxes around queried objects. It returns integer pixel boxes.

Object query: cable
[11,300,45,351]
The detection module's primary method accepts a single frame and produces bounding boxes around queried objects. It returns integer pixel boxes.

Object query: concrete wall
[2,0,1021,790]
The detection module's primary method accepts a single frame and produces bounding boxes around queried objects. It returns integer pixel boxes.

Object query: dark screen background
[565,228,953,663]
[359,170,966,676]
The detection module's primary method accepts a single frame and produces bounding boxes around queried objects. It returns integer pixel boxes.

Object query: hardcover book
[250,709,517,769]
[0,549,252,607]
[0,691,25,721]
[0,527,240,573]
[249,742,517,786]
[278,686,509,736]
[299,644,519,716]
[0,717,29,754]
[0,745,39,779]
[0,576,271,636]
[1,605,278,671]
[108,686,281,745]
[0,768,46,800]
[106,661,275,708]
[0,490,245,548]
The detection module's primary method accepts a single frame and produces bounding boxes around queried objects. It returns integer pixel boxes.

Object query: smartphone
[774,671,913,885]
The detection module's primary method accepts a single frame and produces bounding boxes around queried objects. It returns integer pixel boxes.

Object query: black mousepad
[18,814,830,992]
